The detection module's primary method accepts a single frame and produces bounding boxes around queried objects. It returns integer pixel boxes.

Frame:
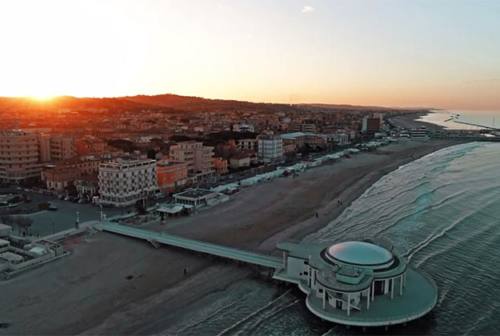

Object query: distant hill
[0,96,155,113]
[123,94,294,113]
[0,93,423,114]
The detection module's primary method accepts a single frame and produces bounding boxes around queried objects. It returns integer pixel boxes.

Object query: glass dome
[324,241,394,267]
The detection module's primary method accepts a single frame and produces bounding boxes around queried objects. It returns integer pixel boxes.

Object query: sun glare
[29,95,56,103]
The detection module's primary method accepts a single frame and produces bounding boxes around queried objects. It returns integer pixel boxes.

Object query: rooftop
[325,241,394,267]
[174,188,216,199]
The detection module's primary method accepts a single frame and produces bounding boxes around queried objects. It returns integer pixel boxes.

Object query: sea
[419,110,500,130]
[159,140,500,335]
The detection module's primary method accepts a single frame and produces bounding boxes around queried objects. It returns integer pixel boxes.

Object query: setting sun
[0,0,499,109]
[28,95,56,103]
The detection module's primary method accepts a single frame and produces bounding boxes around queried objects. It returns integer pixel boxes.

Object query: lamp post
[99,204,104,222]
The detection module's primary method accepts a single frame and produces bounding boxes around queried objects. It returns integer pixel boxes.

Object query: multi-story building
[98,159,158,207]
[212,157,229,175]
[257,134,283,163]
[0,130,43,183]
[49,136,76,161]
[42,157,106,192]
[362,114,383,134]
[39,134,76,162]
[156,160,188,193]
[236,138,257,152]
[281,132,327,151]
[75,136,109,156]
[294,121,317,133]
[169,141,214,177]
[328,132,351,146]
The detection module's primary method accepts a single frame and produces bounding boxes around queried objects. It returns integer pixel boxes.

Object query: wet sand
[0,138,465,335]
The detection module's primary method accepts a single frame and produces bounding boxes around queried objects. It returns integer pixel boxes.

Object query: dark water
[160,142,500,336]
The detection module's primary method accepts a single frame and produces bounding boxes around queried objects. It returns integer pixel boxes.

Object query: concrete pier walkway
[96,222,283,269]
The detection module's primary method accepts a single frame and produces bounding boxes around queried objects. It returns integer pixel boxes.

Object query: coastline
[389,110,445,131]
[0,138,469,335]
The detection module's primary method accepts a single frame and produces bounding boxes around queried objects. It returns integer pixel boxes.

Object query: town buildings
[0,130,76,183]
[41,156,106,192]
[169,141,214,178]
[47,136,76,161]
[232,123,255,133]
[236,138,258,152]
[257,134,283,163]
[362,114,383,134]
[98,159,158,207]
[0,130,42,182]
[156,160,188,194]
[229,153,252,169]
[212,157,229,175]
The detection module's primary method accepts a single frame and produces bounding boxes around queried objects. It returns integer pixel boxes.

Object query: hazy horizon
[1,0,499,110]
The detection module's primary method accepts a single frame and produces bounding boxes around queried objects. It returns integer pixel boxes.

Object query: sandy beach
[0,137,466,335]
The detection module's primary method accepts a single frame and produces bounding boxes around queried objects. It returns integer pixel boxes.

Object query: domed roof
[325,241,394,267]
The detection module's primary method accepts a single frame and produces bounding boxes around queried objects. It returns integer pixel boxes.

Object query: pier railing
[96,222,283,269]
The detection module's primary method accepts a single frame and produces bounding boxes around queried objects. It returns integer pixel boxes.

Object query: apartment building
[236,138,257,152]
[257,134,283,163]
[156,160,188,193]
[39,134,76,161]
[98,159,158,207]
[49,136,76,160]
[0,130,76,183]
[0,130,43,182]
[212,157,229,175]
[361,114,383,134]
[42,157,106,192]
[169,141,214,177]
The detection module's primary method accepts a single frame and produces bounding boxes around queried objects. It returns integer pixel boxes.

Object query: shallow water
[162,142,500,335]
[419,110,500,130]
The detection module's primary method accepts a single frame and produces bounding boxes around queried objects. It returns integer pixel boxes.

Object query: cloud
[302,5,315,14]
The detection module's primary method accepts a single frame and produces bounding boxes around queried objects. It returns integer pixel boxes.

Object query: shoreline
[0,138,470,335]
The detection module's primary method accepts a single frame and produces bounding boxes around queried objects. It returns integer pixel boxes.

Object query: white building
[323,132,351,146]
[98,159,158,207]
[232,123,255,133]
[169,141,214,177]
[257,134,283,163]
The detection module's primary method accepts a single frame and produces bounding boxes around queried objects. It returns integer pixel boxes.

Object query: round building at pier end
[274,238,438,327]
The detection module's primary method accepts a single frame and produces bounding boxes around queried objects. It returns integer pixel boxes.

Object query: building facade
[169,141,214,177]
[42,157,105,192]
[257,134,283,163]
[0,130,42,182]
[48,136,76,161]
[98,159,158,207]
[0,130,77,183]
[212,157,229,175]
[156,160,188,193]
[236,138,257,152]
[274,239,438,326]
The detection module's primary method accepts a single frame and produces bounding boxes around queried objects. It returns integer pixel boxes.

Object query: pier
[96,222,283,269]
[96,222,438,327]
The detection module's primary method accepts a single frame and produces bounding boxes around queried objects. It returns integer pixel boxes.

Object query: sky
[0,0,499,110]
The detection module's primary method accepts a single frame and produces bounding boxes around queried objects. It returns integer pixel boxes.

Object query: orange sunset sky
[1,0,499,110]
